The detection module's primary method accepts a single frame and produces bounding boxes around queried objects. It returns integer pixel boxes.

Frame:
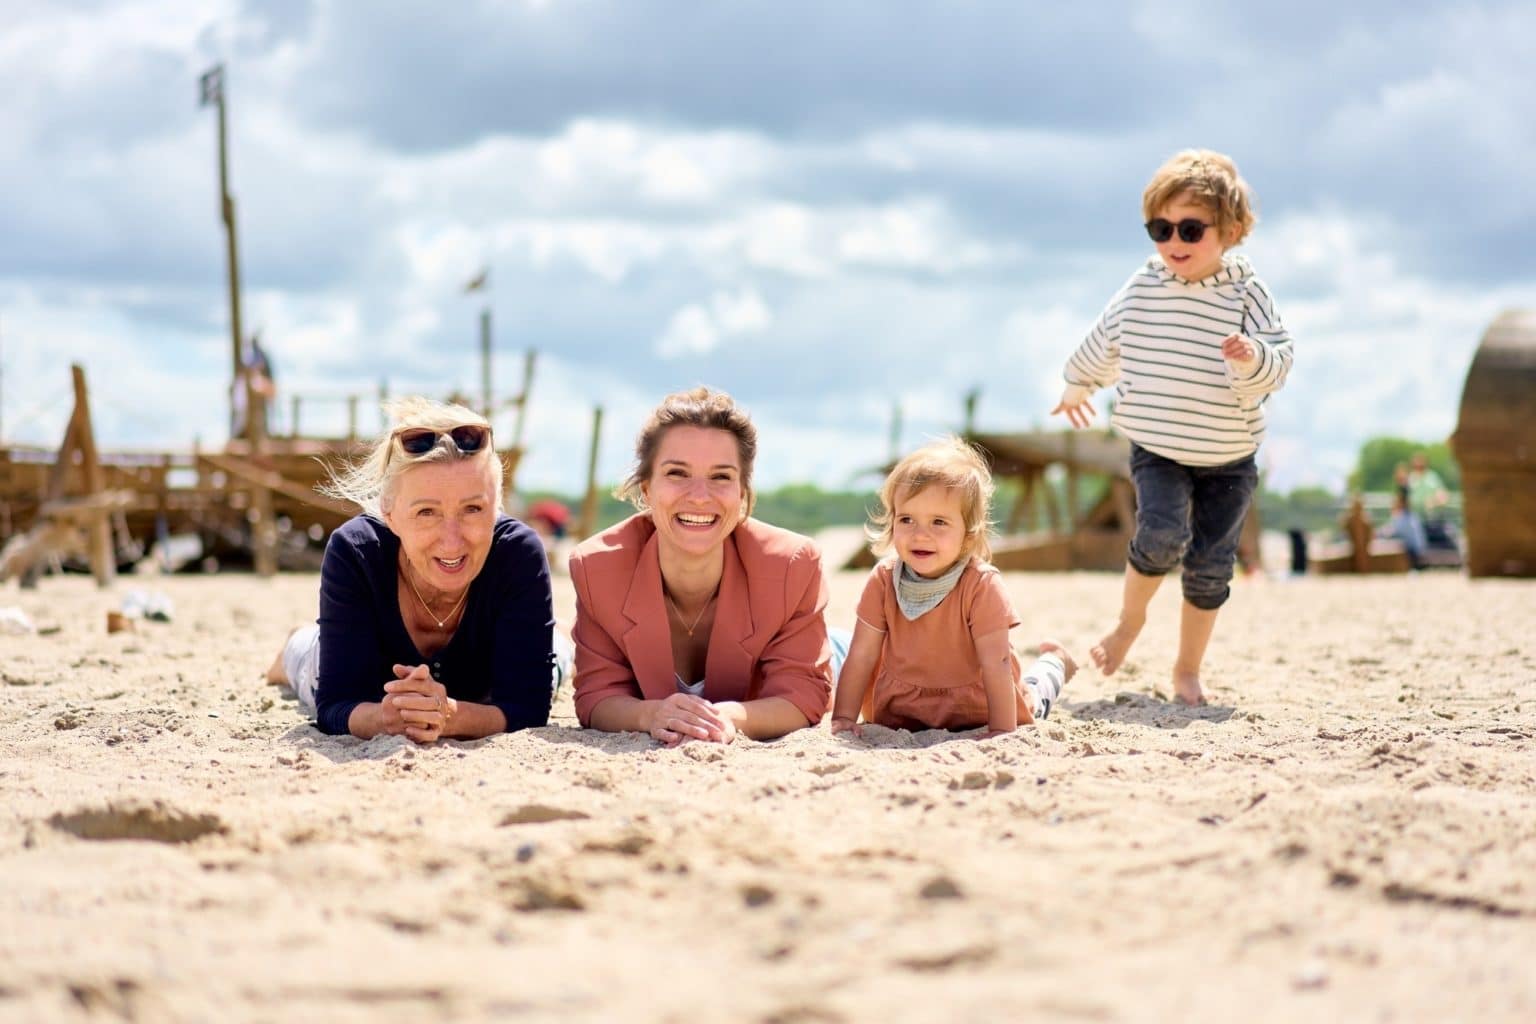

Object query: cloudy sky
[3,0,1532,496]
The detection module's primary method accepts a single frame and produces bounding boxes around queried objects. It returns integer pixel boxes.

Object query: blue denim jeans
[1127,444,1259,610]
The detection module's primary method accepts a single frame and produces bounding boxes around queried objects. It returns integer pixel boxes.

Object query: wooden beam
[69,364,116,587]
[196,453,356,517]
[577,405,604,540]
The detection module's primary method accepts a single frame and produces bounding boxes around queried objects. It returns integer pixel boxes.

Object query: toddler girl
[831,436,1075,737]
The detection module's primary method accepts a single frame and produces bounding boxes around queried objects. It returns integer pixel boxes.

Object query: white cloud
[655,288,771,358]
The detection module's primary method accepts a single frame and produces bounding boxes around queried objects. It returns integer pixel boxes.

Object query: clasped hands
[381,663,458,744]
[647,693,737,747]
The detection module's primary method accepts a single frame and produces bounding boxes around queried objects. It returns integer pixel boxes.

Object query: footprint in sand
[918,875,965,900]
[949,770,1015,791]
[741,883,776,908]
[49,801,226,844]
[895,943,997,972]
[498,804,591,825]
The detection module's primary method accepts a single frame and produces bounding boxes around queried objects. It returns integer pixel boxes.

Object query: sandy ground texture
[1,568,1534,1023]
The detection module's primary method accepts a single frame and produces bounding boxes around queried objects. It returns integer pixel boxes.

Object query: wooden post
[1344,496,1372,574]
[577,405,604,539]
[69,365,115,587]
[247,360,276,577]
[290,395,301,439]
[1005,477,1028,534]
[1063,430,1080,533]
[202,66,275,577]
[347,395,359,442]
[201,65,247,439]
[480,308,493,420]
[1042,469,1062,534]
[511,348,537,452]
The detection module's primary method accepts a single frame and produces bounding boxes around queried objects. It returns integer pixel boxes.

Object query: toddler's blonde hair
[1142,149,1257,245]
[867,435,995,563]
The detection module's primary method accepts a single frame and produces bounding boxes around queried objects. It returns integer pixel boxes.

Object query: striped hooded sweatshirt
[1064,254,1293,466]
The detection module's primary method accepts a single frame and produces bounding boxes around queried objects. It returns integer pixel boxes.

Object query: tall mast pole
[200,64,252,443]
[201,65,275,575]
[480,306,493,420]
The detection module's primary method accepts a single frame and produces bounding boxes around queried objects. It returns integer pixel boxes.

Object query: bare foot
[1090,615,1144,675]
[1171,670,1206,706]
[265,628,299,685]
[1037,640,1079,684]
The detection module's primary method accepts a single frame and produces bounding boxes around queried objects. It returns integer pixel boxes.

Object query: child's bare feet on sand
[1171,670,1206,706]
[265,627,299,685]
[1090,615,1144,675]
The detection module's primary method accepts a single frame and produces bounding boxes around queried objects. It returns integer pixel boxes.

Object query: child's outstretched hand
[1051,383,1096,429]
[830,715,863,739]
[1221,333,1260,376]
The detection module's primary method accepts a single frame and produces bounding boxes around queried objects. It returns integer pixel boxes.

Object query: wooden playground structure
[0,362,355,584]
[0,358,557,586]
[968,429,1141,572]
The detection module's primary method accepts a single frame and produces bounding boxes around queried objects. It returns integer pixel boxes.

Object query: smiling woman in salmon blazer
[569,386,834,745]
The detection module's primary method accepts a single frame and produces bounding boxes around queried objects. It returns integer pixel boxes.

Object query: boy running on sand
[1053,149,1293,705]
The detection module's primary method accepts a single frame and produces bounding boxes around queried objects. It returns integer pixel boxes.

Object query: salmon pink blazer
[569,514,833,727]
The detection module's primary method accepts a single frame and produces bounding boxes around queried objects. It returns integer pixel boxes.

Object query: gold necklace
[402,564,468,630]
[665,591,715,637]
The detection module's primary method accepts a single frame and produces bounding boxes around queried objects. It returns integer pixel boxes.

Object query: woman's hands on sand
[383,664,457,744]
[1051,384,1096,429]
[647,693,737,746]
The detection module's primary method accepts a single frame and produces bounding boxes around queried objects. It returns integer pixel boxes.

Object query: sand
[1,569,1533,1023]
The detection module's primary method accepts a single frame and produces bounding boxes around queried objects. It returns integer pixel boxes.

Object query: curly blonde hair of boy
[867,435,995,564]
[1142,149,1257,244]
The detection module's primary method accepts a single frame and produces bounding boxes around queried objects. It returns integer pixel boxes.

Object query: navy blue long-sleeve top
[313,513,556,736]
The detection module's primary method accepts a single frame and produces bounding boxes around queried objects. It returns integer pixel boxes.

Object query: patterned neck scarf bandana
[894,556,968,620]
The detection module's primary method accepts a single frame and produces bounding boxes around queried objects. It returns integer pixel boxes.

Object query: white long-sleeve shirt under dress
[1064,254,1293,467]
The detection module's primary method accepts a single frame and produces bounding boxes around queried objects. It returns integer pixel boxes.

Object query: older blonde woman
[267,397,556,741]
[569,386,834,745]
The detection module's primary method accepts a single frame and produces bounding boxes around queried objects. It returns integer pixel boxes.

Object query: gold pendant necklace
[666,591,715,637]
[402,564,468,630]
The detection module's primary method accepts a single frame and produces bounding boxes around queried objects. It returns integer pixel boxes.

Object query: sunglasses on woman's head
[1145,218,1215,244]
[394,424,491,456]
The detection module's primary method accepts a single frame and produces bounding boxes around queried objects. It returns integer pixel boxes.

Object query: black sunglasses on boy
[1145,218,1216,244]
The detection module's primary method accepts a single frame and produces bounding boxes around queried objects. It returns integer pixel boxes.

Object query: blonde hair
[320,397,501,518]
[617,386,759,516]
[1142,149,1257,245]
[867,435,995,563]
